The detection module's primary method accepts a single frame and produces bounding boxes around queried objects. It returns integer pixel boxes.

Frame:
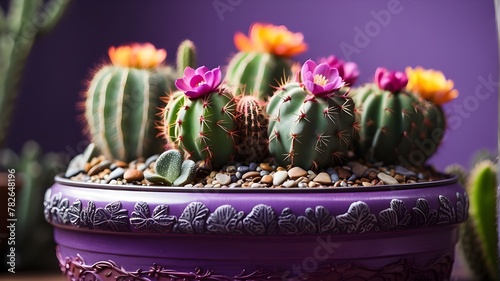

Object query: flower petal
[175,78,190,92]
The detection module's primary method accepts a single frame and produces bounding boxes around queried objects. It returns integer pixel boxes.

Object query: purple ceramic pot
[45,175,467,281]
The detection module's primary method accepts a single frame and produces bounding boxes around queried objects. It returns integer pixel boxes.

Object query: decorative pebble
[348,173,357,182]
[87,160,111,176]
[336,168,351,180]
[313,172,332,185]
[288,167,307,179]
[249,162,258,171]
[237,166,249,173]
[282,180,297,188]
[330,173,339,182]
[242,171,260,180]
[273,171,289,186]
[114,161,128,168]
[106,167,125,183]
[350,162,368,177]
[145,154,159,167]
[250,183,261,188]
[362,182,373,187]
[137,163,147,171]
[377,172,399,185]
[394,174,405,183]
[260,163,273,171]
[226,165,236,173]
[235,172,242,179]
[261,174,273,184]
[124,169,144,182]
[215,173,231,185]
[340,181,348,187]
[260,170,270,176]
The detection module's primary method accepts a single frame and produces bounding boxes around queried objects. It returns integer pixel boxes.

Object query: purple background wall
[5,0,498,170]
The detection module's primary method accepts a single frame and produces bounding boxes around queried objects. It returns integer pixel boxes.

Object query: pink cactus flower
[319,55,360,86]
[375,67,408,93]
[175,66,222,99]
[300,59,345,97]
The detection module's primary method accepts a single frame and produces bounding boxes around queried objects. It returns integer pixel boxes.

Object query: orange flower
[234,23,307,57]
[108,43,166,69]
[406,67,458,105]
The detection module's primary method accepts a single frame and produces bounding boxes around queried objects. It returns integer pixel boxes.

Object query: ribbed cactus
[162,66,237,168]
[225,23,307,100]
[84,43,175,161]
[350,68,448,166]
[0,0,72,147]
[84,41,197,161]
[235,95,269,162]
[226,52,292,99]
[446,160,498,281]
[267,60,354,169]
[176,39,197,76]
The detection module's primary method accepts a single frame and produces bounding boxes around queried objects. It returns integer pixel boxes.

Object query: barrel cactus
[235,95,270,162]
[83,41,197,161]
[350,67,457,167]
[225,23,307,100]
[84,43,175,161]
[267,59,355,169]
[162,66,237,168]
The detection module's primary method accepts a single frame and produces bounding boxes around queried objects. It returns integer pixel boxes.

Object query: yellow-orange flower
[234,23,307,57]
[406,67,458,105]
[108,43,166,69]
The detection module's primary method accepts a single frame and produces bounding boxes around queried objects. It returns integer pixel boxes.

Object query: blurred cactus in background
[0,0,72,147]
[446,151,499,281]
[0,0,72,272]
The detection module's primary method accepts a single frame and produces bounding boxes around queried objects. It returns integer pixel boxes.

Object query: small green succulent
[144,150,196,186]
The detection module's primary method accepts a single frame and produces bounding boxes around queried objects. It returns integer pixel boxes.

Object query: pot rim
[54,173,458,193]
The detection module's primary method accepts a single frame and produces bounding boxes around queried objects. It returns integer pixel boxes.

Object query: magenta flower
[300,60,345,97]
[175,66,222,98]
[375,67,408,93]
[319,55,360,85]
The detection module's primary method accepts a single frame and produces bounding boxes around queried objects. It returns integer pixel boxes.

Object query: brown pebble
[84,162,92,173]
[394,174,405,183]
[87,160,111,176]
[261,175,273,184]
[336,168,351,179]
[288,167,308,179]
[242,171,260,180]
[313,172,332,185]
[124,169,144,182]
[362,182,373,187]
[114,161,128,168]
[367,170,379,181]
[276,166,287,172]
[259,163,273,172]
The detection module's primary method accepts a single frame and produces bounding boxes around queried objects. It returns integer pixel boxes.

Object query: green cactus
[144,149,196,186]
[266,82,355,169]
[176,40,197,77]
[84,41,197,162]
[163,89,237,168]
[0,0,72,147]
[235,95,270,162]
[350,84,446,166]
[225,52,292,100]
[84,59,173,162]
[447,160,498,281]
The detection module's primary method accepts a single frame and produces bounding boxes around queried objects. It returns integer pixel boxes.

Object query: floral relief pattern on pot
[44,190,468,235]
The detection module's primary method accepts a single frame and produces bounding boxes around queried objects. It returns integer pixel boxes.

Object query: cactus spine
[235,95,270,162]
[163,88,237,167]
[226,52,292,100]
[267,82,355,169]
[350,84,446,166]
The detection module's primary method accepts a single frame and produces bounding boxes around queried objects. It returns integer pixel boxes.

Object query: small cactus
[350,67,453,167]
[144,149,196,186]
[161,66,237,168]
[267,60,355,169]
[176,39,197,76]
[235,95,270,162]
[225,23,307,100]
